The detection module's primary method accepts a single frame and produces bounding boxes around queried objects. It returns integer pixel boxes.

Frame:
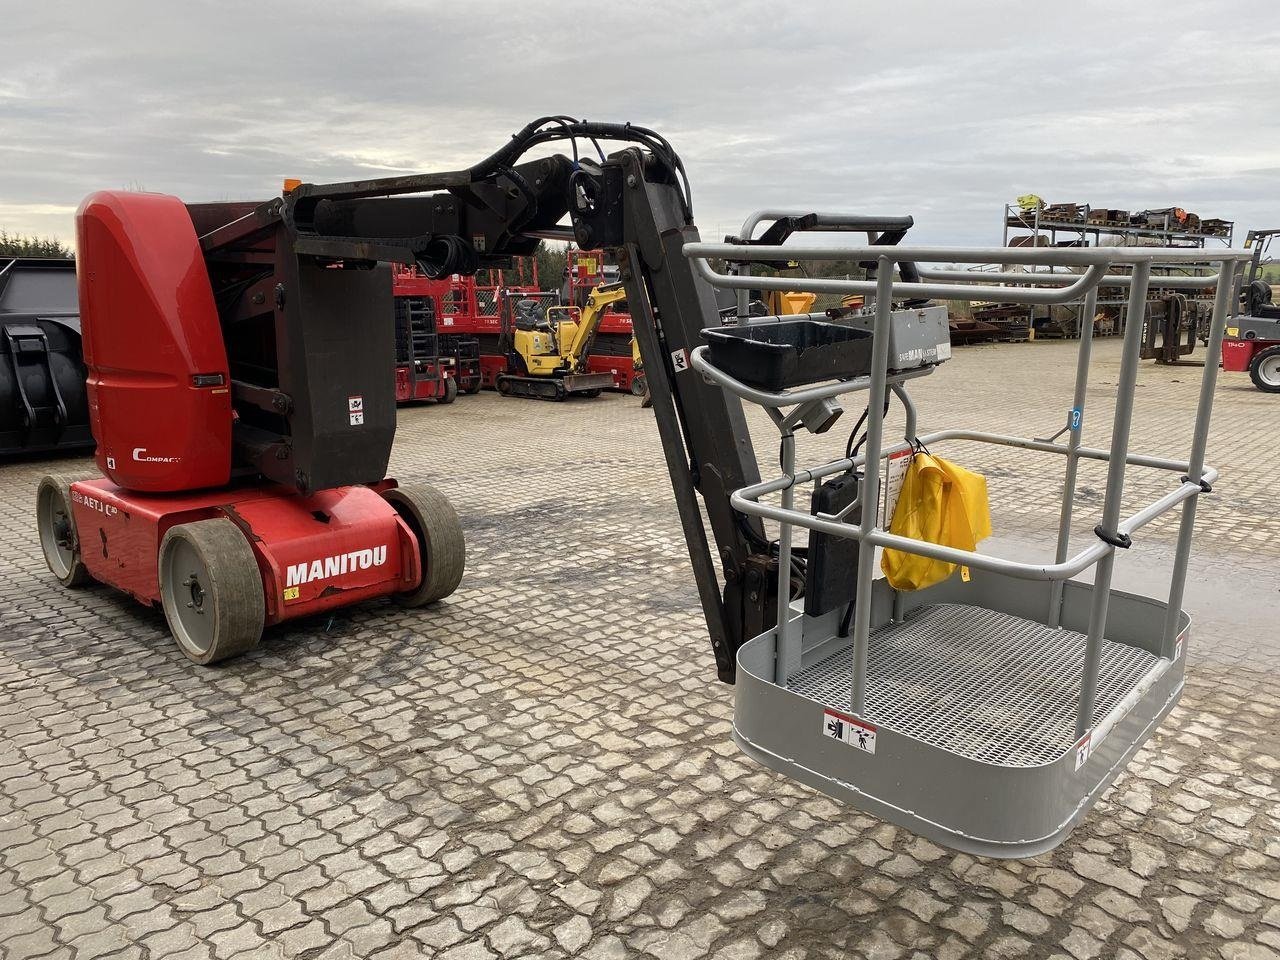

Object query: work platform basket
[684,216,1248,856]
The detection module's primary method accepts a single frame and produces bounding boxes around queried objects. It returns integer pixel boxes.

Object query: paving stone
[1,344,1278,960]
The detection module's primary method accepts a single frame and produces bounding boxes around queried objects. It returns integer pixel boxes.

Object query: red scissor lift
[564,248,642,394]
[390,267,458,404]
[422,261,555,391]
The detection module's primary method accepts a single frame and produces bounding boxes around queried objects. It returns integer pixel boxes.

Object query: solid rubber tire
[158,518,265,665]
[36,475,91,587]
[383,483,465,606]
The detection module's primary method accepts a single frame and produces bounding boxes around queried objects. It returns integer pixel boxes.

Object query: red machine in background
[563,248,643,395]
[407,262,556,391]
[33,168,574,663]
[390,267,458,404]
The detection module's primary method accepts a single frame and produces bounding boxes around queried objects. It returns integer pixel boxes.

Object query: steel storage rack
[999,202,1234,345]
[684,223,1249,857]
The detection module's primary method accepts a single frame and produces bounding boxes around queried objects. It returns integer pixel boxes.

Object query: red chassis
[69,478,421,622]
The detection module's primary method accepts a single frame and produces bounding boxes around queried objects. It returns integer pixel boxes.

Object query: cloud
[2,0,1277,248]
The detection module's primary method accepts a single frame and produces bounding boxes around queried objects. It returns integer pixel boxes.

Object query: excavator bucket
[0,258,93,456]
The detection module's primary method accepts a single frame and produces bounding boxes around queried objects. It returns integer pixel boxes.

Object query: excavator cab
[497,281,625,400]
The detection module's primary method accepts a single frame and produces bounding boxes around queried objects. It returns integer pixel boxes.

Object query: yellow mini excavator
[497,281,627,400]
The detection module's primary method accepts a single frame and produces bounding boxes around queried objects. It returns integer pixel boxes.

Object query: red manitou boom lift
[38,118,1214,861]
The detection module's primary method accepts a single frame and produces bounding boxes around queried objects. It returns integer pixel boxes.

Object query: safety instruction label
[670,348,689,373]
[1070,406,1083,431]
[822,708,877,754]
[1074,731,1091,771]
[348,395,364,426]
[878,449,913,529]
[936,339,952,361]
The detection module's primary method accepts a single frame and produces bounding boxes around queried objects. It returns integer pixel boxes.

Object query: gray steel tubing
[916,428,1204,475]
[1161,259,1238,654]
[775,432,797,685]
[1075,260,1152,739]
[686,241,1253,266]
[730,487,1179,582]
[850,260,896,714]
[890,382,917,439]
[690,256,1110,306]
[918,268,1219,290]
[1118,482,1205,537]
[730,430,1217,505]
[1050,289,1098,627]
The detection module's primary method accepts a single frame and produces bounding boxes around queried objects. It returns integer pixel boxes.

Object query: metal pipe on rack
[1160,259,1238,656]
[849,258,896,715]
[917,268,1219,290]
[1074,260,1152,740]
[1049,288,1098,627]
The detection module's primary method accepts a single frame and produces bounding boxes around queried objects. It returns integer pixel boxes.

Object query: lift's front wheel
[630,375,647,398]
[37,475,90,587]
[158,518,265,665]
[383,484,465,607]
[1249,344,1280,393]
[439,378,458,404]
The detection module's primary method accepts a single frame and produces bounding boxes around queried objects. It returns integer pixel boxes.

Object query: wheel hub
[184,574,206,614]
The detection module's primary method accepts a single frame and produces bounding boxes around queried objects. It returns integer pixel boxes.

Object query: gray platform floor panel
[786,602,1162,766]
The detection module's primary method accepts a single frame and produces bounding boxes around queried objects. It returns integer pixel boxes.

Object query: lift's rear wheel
[1248,345,1280,393]
[158,518,264,665]
[37,475,90,587]
[383,484,465,606]
[439,378,458,404]
[464,380,481,395]
[630,375,647,398]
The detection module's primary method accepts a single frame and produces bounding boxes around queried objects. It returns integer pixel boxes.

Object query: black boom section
[599,149,775,681]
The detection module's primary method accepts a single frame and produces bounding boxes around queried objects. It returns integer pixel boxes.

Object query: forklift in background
[1223,228,1280,392]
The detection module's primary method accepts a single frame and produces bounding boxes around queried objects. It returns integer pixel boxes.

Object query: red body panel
[75,192,233,492]
[394,363,452,402]
[1221,338,1275,372]
[585,354,638,391]
[70,478,419,624]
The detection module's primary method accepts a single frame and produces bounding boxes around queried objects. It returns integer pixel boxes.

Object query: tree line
[0,230,74,258]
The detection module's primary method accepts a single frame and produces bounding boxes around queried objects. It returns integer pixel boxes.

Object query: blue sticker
[1070,407,1083,431]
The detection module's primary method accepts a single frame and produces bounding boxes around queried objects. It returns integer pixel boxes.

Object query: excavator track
[496,372,613,401]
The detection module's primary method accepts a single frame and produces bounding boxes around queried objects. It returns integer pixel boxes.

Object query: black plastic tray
[701,320,874,391]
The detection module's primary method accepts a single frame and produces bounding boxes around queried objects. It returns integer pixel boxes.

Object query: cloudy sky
[3,0,1278,248]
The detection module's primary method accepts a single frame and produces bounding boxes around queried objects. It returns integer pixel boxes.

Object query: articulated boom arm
[565,282,627,371]
[198,118,791,680]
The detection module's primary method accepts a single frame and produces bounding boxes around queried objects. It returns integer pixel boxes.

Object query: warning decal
[348,395,364,426]
[1074,731,1091,771]
[821,708,877,754]
[671,348,689,373]
[879,449,913,529]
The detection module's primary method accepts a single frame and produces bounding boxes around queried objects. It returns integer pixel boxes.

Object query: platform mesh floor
[786,603,1161,766]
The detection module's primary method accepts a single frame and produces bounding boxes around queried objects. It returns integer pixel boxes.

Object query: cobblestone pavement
[1,339,1277,960]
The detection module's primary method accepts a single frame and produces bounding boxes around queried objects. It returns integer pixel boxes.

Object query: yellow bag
[881,451,992,591]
